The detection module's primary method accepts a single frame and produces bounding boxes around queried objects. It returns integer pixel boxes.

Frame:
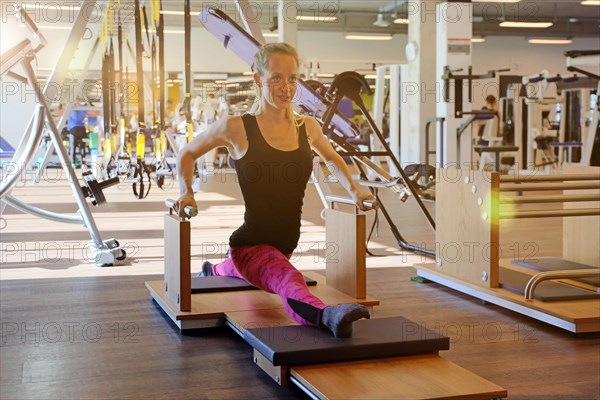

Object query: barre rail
[500,182,600,192]
[524,269,600,300]
[325,195,379,211]
[500,173,600,183]
[500,194,600,204]
[500,208,600,219]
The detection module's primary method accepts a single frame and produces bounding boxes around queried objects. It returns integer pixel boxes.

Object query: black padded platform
[191,275,317,294]
[244,316,449,366]
[511,258,600,287]
[500,267,600,301]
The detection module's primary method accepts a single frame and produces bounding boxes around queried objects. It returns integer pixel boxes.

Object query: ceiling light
[500,21,553,28]
[161,10,185,15]
[296,15,337,22]
[262,32,278,37]
[393,18,409,24]
[19,24,71,30]
[242,72,254,76]
[373,14,390,28]
[148,29,185,34]
[476,0,522,2]
[471,37,486,43]
[528,38,573,44]
[345,33,392,41]
[581,0,600,5]
[365,74,391,79]
[316,73,335,78]
[23,4,81,11]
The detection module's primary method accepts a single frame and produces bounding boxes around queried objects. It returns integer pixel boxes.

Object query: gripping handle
[165,198,198,218]
[325,195,379,210]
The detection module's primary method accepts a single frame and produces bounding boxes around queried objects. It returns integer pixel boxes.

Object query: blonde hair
[247,42,305,129]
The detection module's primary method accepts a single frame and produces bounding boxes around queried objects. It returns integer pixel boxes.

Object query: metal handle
[524,269,600,300]
[325,195,379,210]
[165,198,198,217]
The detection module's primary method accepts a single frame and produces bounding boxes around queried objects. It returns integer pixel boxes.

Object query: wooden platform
[416,260,600,333]
[291,355,507,400]
[145,271,380,331]
[225,310,506,400]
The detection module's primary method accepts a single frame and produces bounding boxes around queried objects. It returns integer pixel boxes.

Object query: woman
[175,43,373,338]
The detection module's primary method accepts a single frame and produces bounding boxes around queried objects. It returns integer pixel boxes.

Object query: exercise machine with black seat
[145,6,509,399]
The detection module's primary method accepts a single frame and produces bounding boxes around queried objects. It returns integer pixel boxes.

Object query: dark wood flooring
[1,267,599,399]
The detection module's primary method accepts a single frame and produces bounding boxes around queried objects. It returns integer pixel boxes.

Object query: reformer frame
[417,166,600,333]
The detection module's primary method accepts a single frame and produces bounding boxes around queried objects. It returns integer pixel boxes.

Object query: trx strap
[151,37,156,129]
[158,0,165,130]
[102,49,110,139]
[117,8,125,157]
[154,0,172,190]
[132,0,150,199]
[109,39,117,136]
[142,5,150,56]
[134,1,145,127]
[183,0,193,142]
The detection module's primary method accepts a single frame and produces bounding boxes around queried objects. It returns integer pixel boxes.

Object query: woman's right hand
[175,193,197,218]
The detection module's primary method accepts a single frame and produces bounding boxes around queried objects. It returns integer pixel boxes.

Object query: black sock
[193,261,214,278]
[287,299,370,338]
[321,304,370,338]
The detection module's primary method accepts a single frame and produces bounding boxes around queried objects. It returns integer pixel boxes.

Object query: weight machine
[0,4,125,266]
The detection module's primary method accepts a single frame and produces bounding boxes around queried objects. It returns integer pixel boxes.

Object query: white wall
[2,13,599,148]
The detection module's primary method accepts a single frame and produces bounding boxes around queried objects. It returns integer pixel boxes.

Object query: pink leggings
[211,245,326,325]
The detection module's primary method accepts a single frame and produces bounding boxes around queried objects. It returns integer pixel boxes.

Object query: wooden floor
[1,169,599,399]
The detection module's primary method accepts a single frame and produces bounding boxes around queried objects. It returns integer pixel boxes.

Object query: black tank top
[229,114,313,254]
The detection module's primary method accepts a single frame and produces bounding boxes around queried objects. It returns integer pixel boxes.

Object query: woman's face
[255,53,298,110]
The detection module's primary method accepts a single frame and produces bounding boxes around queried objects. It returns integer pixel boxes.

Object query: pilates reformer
[146,196,507,399]
[417,167,600,333]
[145,6,508,399]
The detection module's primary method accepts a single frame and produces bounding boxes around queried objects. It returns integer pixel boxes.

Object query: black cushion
[245,316,449,366]
[191,275,316,294]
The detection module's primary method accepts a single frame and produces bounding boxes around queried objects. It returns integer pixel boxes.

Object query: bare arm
[175,115,240,215]
[304,116,374,210]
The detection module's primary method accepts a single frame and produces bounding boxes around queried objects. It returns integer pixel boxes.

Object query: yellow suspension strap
[131,0,151,199]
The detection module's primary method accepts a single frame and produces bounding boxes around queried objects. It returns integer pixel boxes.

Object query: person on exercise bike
[175,43,373,338]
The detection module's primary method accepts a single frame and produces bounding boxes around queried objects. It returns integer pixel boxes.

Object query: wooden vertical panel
[325,208,366,299]
[435,169,499,288]
[164,213,191,311]
[562,166,600,266]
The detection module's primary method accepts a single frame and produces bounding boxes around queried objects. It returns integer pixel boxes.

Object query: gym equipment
[320,71,435,256]
[148,187,505,399]
[145,7,508,399]
[512,258,600,287]
[0,4,125,266]
[417,166,600,333]
[148,191,505,399]
[81,172,119,206]
[500,268,600,302]
[564,50,599,166]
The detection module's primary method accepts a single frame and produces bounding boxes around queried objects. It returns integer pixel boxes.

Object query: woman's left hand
[351,189,376,211]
